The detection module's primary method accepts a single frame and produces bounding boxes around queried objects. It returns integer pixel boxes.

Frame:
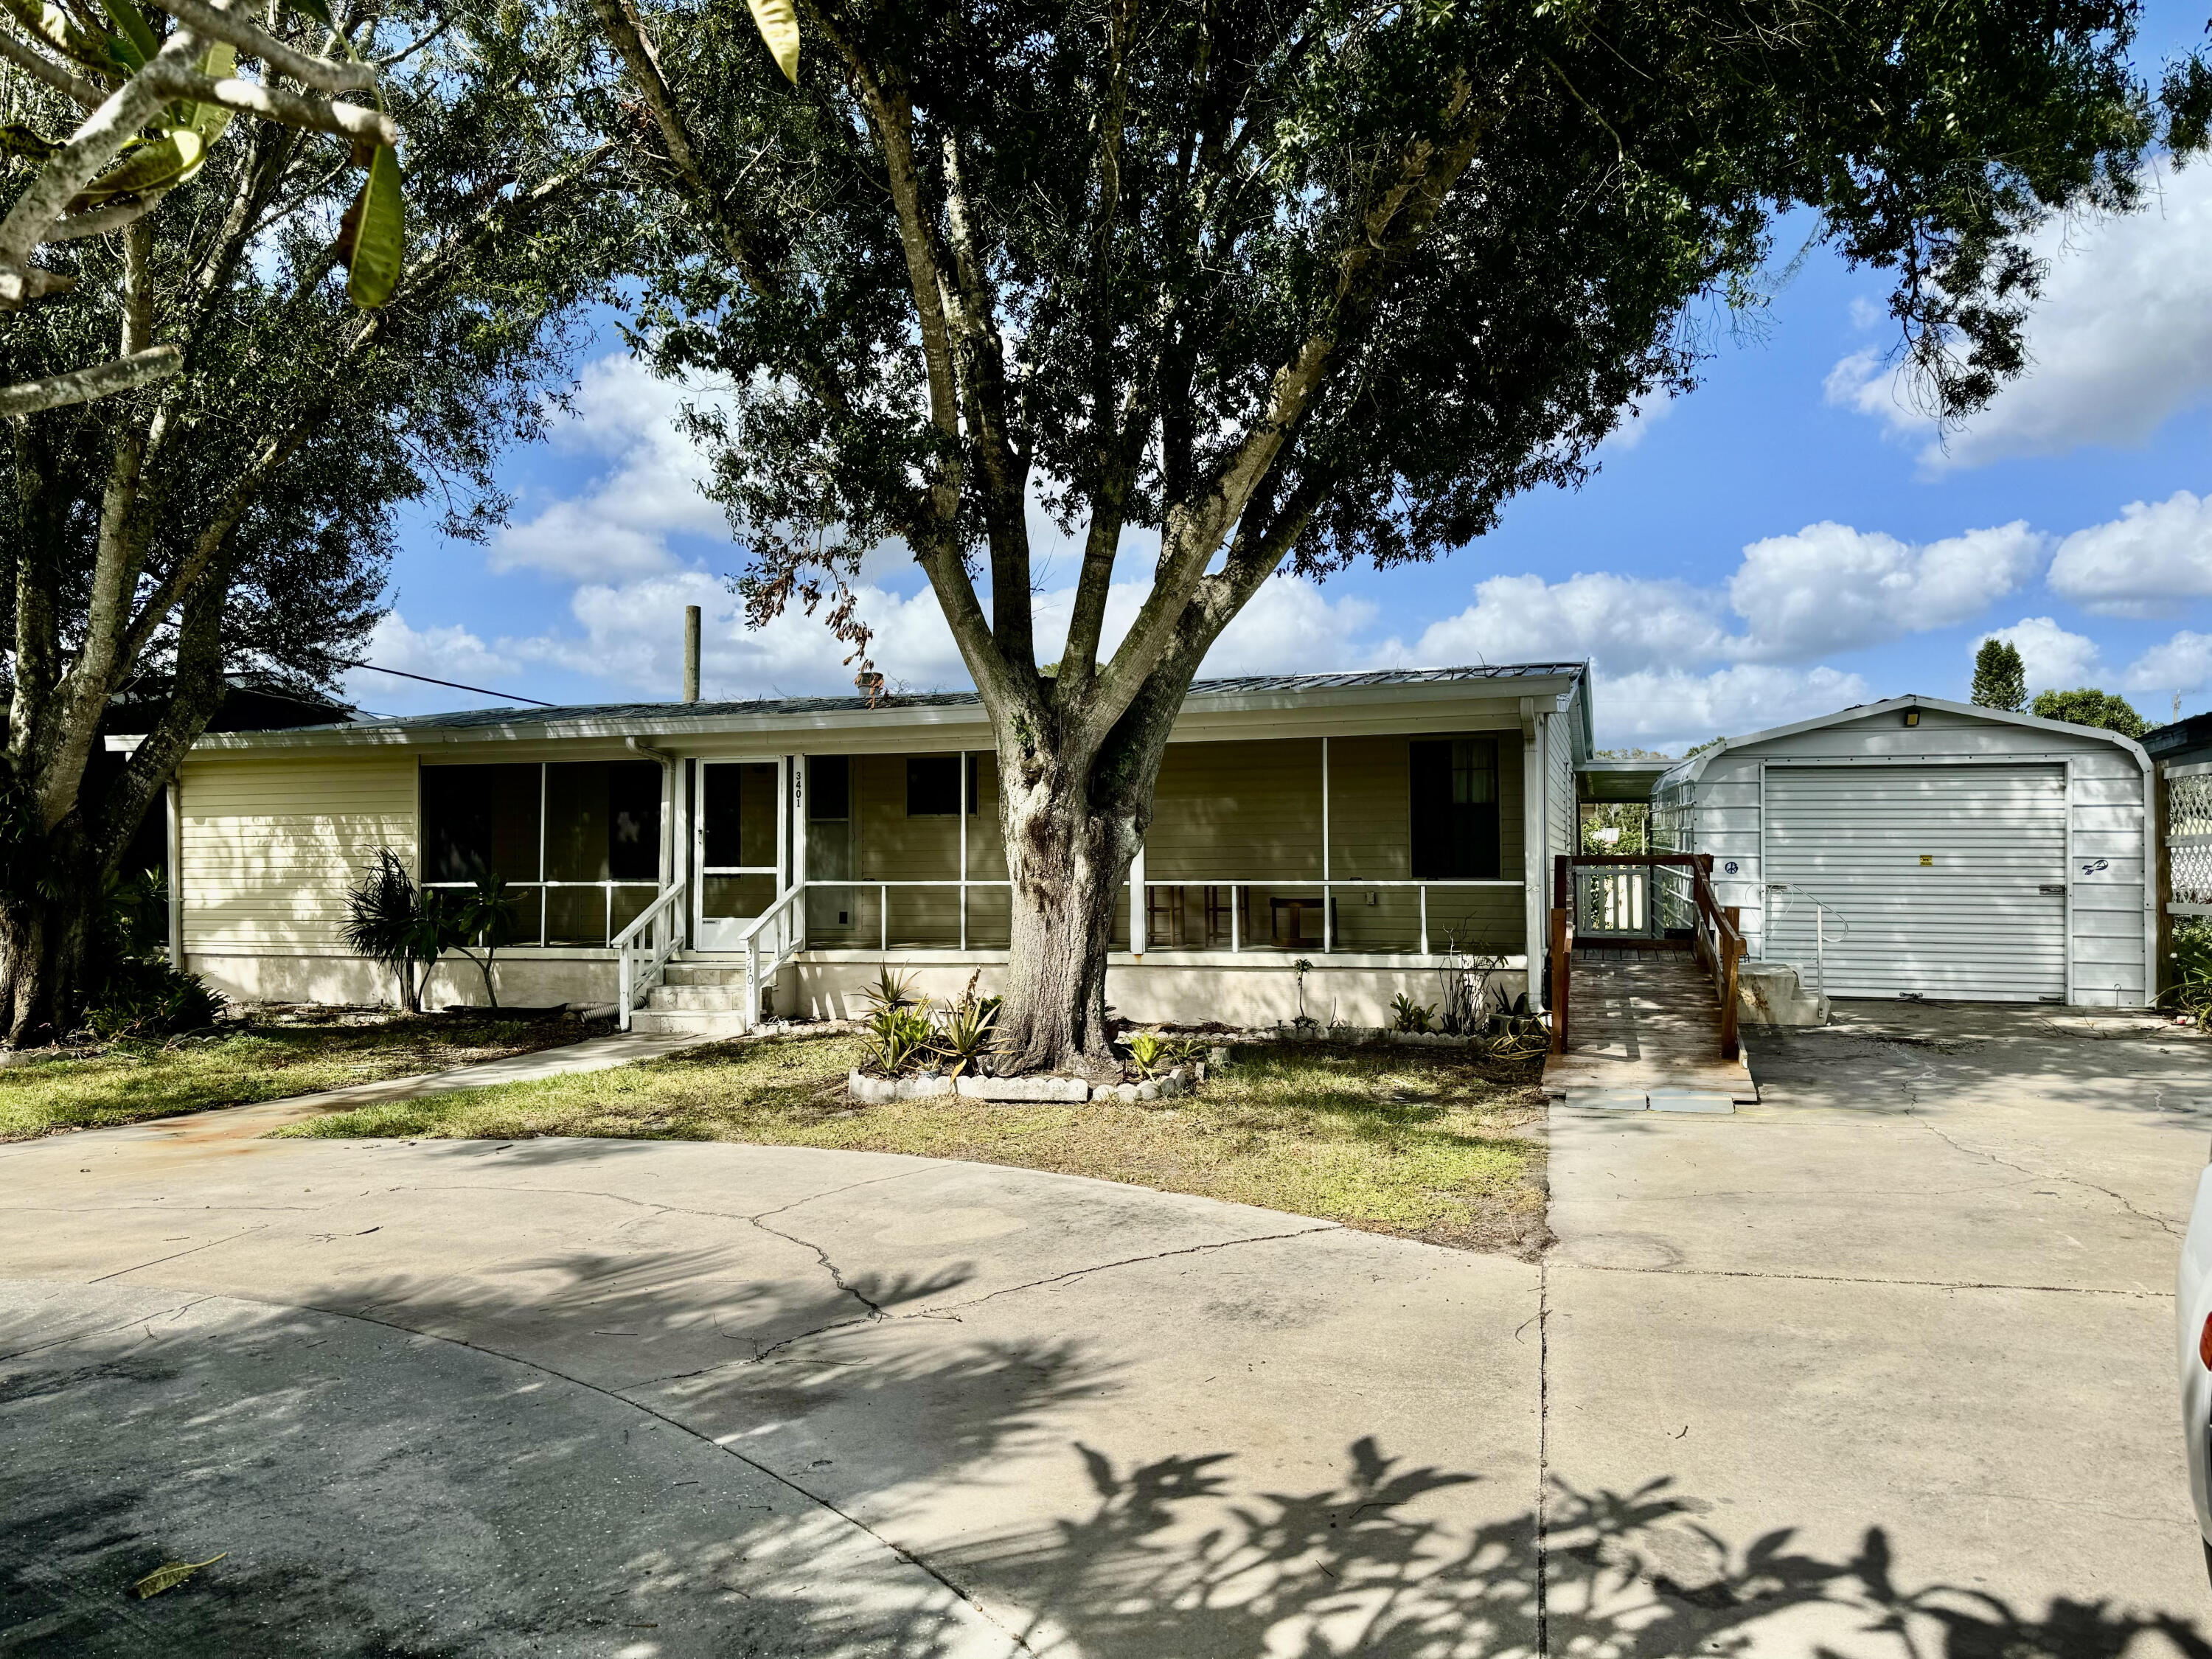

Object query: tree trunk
[992,759,1138,1077]
[0,826,107,1046]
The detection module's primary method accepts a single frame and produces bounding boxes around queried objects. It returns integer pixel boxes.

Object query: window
[1409,739,1500,879]
[906,755,976,816]
[420,759,663,945]
[421,764,540,883]
[809,754,851,821]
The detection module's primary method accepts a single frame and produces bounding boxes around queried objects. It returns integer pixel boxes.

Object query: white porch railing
[613,880,686,1032]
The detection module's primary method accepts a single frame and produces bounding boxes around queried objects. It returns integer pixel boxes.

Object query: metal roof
[262,664,1590,739]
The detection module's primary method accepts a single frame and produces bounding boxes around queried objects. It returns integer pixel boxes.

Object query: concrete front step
[647,984,751,1012]
[662,964,749,988]
[628,1008,754,1037]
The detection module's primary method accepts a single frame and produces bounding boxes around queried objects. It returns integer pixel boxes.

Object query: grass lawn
[0,1012,613,1142]
[278,1033,1550,1253]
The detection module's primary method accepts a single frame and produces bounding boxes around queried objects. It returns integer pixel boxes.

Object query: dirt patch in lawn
[279,1032,1551,1256]
[0,1012,614,1142]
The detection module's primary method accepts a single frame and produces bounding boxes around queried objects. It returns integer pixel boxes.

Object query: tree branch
[0,25,104,106]
[0,345,181,415]
[150,0,380,91]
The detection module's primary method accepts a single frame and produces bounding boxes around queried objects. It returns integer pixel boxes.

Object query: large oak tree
[0,0,625,1042]
[596,0,2199,1074]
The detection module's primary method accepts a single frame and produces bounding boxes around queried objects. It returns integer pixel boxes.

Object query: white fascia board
[173,669,1592,757]
[1656,692,2153,791]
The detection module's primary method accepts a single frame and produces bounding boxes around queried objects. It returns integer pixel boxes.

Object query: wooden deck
[1542,948,1758,1102]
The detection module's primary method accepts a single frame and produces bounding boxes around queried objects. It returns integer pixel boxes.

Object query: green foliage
[2030,688,2146,739]
[341,145,406,310]
[2166,921,2212,1032]
[84,956,225,1040]
[1971,639,2028,712]
[341,849,477,1012]
[859,1001,936,1077]
[1391,994,1436,1034]
[860,964,921,1018]
[933,978,1002,1077]
[1579,803,1648,855]
[1126,1029,1168,1076]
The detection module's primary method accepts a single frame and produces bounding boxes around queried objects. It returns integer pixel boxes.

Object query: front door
[695,758,786,951]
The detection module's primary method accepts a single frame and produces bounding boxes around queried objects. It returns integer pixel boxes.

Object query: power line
[333,658,560,709]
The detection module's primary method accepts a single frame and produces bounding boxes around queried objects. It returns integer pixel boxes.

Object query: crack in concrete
[1915,1118,2184,1239]
[246,1293,1040,1654]
[622,1223,1346,1390]
[86,1225,272,1284]
[1557,1259,2161,1298]
[0,1293,215,1366]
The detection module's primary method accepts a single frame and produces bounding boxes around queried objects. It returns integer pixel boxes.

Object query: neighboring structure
[2145,711,2212,770]
[133,666,1593,1031]
[1652,695,2156,1006]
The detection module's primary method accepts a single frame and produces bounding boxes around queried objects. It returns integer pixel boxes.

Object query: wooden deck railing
[1551,853,1745,1062]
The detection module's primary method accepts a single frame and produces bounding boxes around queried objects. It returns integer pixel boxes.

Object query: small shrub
[85,956,226,1040]
[1126,1029,1168,1077]
[2166,921,2212,1032]
[1391,993,1435,1034]
[934,978,1001,1077]
[859,1001,936,1076]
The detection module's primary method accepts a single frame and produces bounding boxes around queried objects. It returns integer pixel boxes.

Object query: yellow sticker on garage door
[1919,855,1934,865]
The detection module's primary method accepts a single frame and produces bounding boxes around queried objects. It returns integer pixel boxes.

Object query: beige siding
[181,754,416,950]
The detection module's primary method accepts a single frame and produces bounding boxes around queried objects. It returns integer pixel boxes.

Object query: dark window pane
[703,762,778,868]
[545,883,611,946]
[422,764,540,883]
[908,755,975,815]
[809,755,850,821]
[608,761,661,881]
[1410,739,1500,879]
[545,762,612,882]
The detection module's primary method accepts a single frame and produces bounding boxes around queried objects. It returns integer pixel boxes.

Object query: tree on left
[0,0,401,414]
[0,0,625,1042]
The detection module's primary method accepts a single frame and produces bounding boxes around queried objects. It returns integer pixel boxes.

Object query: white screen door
[695,758,787,951]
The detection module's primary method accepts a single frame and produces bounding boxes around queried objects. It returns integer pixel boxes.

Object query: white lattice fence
[2171,762,2212,914]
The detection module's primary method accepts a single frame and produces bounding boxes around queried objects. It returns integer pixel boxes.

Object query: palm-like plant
[341,849,463,1013]
[446,877,515,1010]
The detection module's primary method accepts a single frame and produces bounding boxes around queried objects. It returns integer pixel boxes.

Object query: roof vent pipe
[682,605,700,703]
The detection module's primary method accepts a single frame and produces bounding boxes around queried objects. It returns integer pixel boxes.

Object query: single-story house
[1651,695,2156,1006]
[138,665,1593,1032]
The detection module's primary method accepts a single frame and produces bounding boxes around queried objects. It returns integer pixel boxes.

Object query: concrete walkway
[3,1001,2210,1655]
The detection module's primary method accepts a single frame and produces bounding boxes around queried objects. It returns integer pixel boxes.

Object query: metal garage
[1652,695,2157,1007]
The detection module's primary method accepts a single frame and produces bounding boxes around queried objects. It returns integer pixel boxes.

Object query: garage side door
[1764,764,2067,1001]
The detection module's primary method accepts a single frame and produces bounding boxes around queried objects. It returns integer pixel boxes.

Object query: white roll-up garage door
[1764,764,2067,1001]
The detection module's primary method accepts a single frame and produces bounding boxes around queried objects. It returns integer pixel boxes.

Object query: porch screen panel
[1410,740,1500,880]
[422,764,540,883]
[421,763,543,945]
[544,760,663,945]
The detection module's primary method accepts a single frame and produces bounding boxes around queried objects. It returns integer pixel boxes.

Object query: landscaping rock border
[847,1063,1200,1105]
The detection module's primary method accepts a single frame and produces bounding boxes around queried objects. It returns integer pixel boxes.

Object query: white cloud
[1725,521,2044,659]
[1594,665,1872,750]
[490,355,731,580]
[1826,156,2212,467]
[1598,392,1674,453]
[1401,571,1725,677]
[1978,616,2103,692]
[2126,630,2212,696]
[2047,489,2212,619]
[341,613,525,713]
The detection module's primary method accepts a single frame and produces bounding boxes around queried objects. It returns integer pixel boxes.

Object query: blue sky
[353,6,2212,752]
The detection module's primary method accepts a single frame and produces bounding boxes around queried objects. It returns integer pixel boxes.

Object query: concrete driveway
[2,1002,2208,1656]
[1547,1001,2212,1655]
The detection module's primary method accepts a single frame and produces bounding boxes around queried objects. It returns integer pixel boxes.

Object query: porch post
[165,778,183,970]
[1522,698,1545,1009]
[792,755,808,952]
[1321,737,1332,953]
[959,751,969,952]
[1130,840,1147,956]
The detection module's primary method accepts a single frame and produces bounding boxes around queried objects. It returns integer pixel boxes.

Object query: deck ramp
[1542,947,1757,1105]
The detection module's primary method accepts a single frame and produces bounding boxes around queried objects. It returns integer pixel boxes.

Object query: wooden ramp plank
[1543,953,1757,1102]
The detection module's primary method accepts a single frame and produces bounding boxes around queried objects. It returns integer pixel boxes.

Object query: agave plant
[860,964,921,1018]
[1125,1029,1168,1077]
[860,1001,936,1077]
[933,989,1001,1078]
